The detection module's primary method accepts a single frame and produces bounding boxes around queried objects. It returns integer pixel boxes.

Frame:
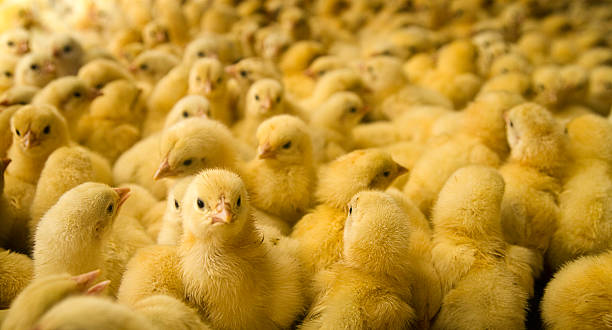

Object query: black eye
[240,70,247,77]
[140,64,148,70]
[182,111,189,118]
[15,129,20,136]
[217,77,222,83]
[95,83,103,89]
[183,159,192,166]
[349,107,357,113]
[174,199,179,209]
[197,51,205,57]
[7,41,14,47]
[255,94,259,100]
[282,141,291,149]
[349,206,352,215]
[63,45,72,53]
[30,64,39,70]
[107,203,114,213]
[276,96,281,103]
[196,76,201,81]
[43,125,50,134]
[197,198,204,208]
[509,121,514,127]
[73,91,81,98]
[383,171,390,177]
[4,71,11,77]
[237,196,241,207]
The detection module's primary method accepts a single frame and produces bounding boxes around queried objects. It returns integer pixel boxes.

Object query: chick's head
[10,104,69,157]
[316,149,407,209]
[16,53,58,87]
[36,76,101,119]
[49,182,130,239]
[304,56,344,80]
[182,169,250,243]
[566,114,612,163]
[255,114,312,164]
[156,118,237,180]
[130,50,179,83]
[310,91,366,133]
[0,28,30,56]
[531,66,564,108]
[589,66,612,102]
[142,21,170,47]
[246,78,284,118]
[505,102,566,172]
[0,54,18,92]
[77,59,133,90]
[164,95,211,128]
[49,34,83,63]
[344,191,412,276]
[188,58,226,98]
[166,176,193,220]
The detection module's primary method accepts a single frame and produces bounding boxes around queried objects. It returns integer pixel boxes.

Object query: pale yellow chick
[0,55,18,93]
[14,53,58,88]
[0,29,30,57]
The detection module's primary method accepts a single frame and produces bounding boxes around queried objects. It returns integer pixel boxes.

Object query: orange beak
[224,65,237,77]
[23,130,38,149]
[211,197,232,224]
[196,107,209,118]
[17,41,29,54]
[261,97,272,110]
[303,68,316,78]
[128,64,138,73]
[52,48,61,57]
[113,187,131,210]
[201,81,212,95]
[0,158,11,172]
[360,105,371,114]
[257,142,275,159]
[88,88,104,100]
[43,61,56,74]
[153,158,173,180]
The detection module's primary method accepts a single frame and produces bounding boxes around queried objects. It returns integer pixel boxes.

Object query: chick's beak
[43,61,56,74]
[17,42,29,54]
[153,158,173,180]
[224,65,237,77]
[303,68,315,78]
[23,130,38,149]
[396,163,409,176]
[201,81,212,95]
[211,199,232,224]
[89,88,104,100]
[257,142,275,159]
[196,107,209,118]
[113,187,131,208]
[261,97,272,110]
[52,48,61,58]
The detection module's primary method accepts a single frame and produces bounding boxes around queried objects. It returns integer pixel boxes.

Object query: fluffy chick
[431,166,538,330]
[291,149,406,283]
[77,58,134,90]
[178,169,304,329]
[541,251,612,330]
[0,55,18,93]
[242,115,316,225]
[32,76,101,136]
[0,28,30,57]
[14,52,57,88]
[500,103,566,255]
[587,65,612,115]
[48,33,84,76]
[547,115,612,270]
[130,50,179,86]
[2,270,107,330]
[187,57,233,125]
[0,249,33,309]
[32,183,130,294]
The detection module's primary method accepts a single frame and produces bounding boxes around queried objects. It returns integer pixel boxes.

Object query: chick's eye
[174,199,179,209]
[7,41,14,47]
[236,196,241,207]
[30,64,39,70]
[63,45,72,53]
[197,198,204,209]
[183,159,192,166]
[240,70,247,77]
[4,71,11,77]
[255,94,259,100]
[73,91,81,98]
[15,129,20,136]
[276,96,281,103]
[349,107,357,113]
[182,111,189,118]
[349,206,352,215]
[107,203,114,213]
[95,83,103,89]
[282,141,291,149]
[140,64,148,70]
[217,77,222,83]
[509,121,514,127]
[43,125,50,134]
[383,171,390,177]
[197,51,205,57]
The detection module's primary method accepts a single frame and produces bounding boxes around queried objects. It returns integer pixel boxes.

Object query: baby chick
[500,103,566,255]
[32,76,101,136]
[2,270,108,330]
[431,166,539,329]
[130,50,180,87]
[233,78,290,147]
[291,149,406,285]
[541,251,612,330]
[301,68,366,110]
[547,115,612,270]
[0,249,33,309]
[179,169,304,329]
[587,65,612,115]
[14,52,58,88]
[153,118,240,181]
[77,58,134,91]
[0,55,18,93]
[33,183,130,293]
[48,33,84,76]
[0,28,30,57]
[242,115,316,225]
[187,57,233,126]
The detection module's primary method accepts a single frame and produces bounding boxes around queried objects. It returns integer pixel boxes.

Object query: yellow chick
[301,68,366,110]
[47,33,84,77]
[32,76,102,136]
[0,249,33,309]
[153,118,240,181]
[2,270,108,330]
[547,115,612,271]
[500,102,566,255]
[77,58,134,90]
[187,57,233,126]
[179,169,304,329]
[0,28,30,57]
[356,56,408,119]
[242,115,316,225]
[157,176,193,245]
[291,149,407,283]
[0,0,38,32]
[129,50,180,87]
[232,78,289,147]
[112,95,210,199]
[541,251,612,330]
[431,166,539,329]
[0,55,18,93]
[132,294,211,330]
[29,146,112,239]
[531,65,565,110]
[301,191,417,329]
[33,183,130,288]
[586,65,612,115]
[14,53,58,88]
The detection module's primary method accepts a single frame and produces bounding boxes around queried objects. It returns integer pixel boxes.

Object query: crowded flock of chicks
[0,0,611,329]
